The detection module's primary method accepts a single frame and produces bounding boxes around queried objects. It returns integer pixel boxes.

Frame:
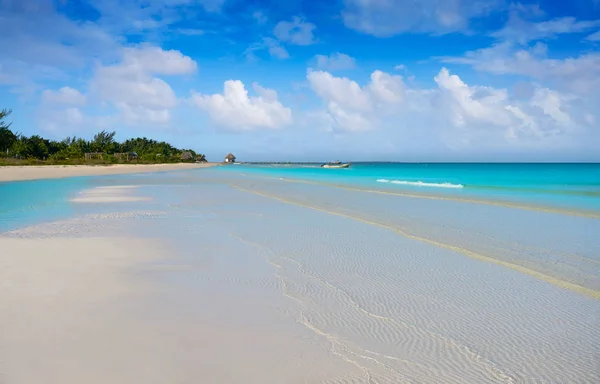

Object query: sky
[1,0,599,162]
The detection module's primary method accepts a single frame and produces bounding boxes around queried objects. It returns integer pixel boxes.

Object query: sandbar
[0,162,217,182]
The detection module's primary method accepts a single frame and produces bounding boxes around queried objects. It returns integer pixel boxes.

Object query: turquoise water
[0,172,193,233]
[0,178,92,232]
[219,163,600,212]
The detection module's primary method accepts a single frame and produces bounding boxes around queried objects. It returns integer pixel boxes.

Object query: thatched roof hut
[224,153,236,163]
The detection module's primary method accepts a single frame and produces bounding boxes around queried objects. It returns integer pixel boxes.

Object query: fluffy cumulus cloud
[38,107,87,135]
[429,68,583,142]
[305,65,587,149]
[190,80,292,131]
[315,53,356,71]
[307,69,405,131]
[439,1,600,138]
[433,68,514,128]
[341,0,501,36]
[41,87,86,106]
[432,68,588,143]
[274,17,316,45]
[38,86,88,134]
[91,45,197,125]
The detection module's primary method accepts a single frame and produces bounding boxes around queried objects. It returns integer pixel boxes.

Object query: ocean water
[219,163,600,213]
[0,178,90,232]
[0,173,168,232]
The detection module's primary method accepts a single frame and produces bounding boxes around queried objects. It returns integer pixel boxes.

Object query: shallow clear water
[0,178,90,232]
[219,163,600,212]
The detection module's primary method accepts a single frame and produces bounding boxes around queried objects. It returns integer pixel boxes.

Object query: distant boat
[321,161,351,169]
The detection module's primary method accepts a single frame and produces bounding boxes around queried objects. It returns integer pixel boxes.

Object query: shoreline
[0,163,218,182]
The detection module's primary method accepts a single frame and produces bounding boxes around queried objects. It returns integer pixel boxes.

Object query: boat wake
[376,179,464,189]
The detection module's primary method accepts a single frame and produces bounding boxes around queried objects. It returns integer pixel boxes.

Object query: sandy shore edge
[0,162,218,182]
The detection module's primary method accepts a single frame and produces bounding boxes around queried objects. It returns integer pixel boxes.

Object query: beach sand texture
[0,163,217,182]
[1,169,598,383]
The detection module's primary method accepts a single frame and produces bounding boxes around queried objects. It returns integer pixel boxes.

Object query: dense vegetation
[0,109,206,165]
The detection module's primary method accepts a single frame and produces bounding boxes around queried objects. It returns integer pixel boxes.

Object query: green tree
[91,130,117,153]
[0,110,204,163]
[0,109,15,154]
[11,135,32,159]
[27,135,50,159]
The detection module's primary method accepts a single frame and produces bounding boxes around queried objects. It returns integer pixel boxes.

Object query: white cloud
[38,85,89,135]
[35,46,194,136]
[119,45,197,75]
[587,30,600,41]
[442,42,600,94]
[253,11,268,24]
[432,68,581,140]
[315,53,356,71]
[434,67,513,127]
[190,80,292,131]
[274,17,316,45]
[41,87,86,106]
[91,45,197,125]
[308,70,373,112]
[264,38,289,59]
[492,15,600,44]
[306,66,584,147]
[38,106,87,136]
[245,37,289,60]
[246,16,315,60]
[307,69,406,132]
[530,88,573,126]
[394,64,405,71]
[368,70,405,104]
[341,0,500,37]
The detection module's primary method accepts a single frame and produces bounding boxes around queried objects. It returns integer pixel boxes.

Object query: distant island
[0,109,206,166]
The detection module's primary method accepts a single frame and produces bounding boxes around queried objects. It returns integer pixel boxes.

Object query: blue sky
[1,0,599,161]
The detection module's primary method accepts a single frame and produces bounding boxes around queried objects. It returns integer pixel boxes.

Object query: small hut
[84,152,104,160]
[114,152,138,161]
[224,153,236,163]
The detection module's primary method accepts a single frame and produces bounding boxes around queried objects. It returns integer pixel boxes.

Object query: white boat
[321,161,351,169]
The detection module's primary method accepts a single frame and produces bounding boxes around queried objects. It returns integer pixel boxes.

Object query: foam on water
[376,179,464,189]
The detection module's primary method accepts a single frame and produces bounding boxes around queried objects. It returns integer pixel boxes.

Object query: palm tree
[0,109,11,129]
[0,109,15,155]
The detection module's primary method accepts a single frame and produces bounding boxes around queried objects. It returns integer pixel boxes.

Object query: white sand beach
[0,225,360,384]
[0,163,217,182]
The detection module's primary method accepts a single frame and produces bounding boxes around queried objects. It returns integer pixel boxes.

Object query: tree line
[0,109,206,164]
